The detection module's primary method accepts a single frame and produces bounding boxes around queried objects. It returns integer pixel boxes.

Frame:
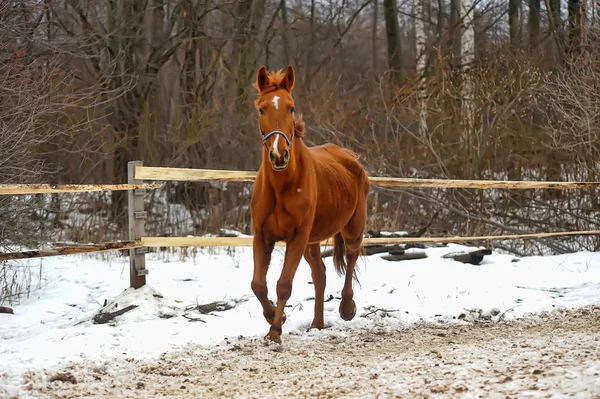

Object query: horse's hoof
[309,320,325,330]
[265,330,282,344]
[339,300,356,321]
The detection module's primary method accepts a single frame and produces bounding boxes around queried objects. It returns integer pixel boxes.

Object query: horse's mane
[252,68,288,94]
[294,112,306,139]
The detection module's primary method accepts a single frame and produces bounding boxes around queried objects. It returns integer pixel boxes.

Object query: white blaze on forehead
[272,134,280,156]
[272,95,280,110]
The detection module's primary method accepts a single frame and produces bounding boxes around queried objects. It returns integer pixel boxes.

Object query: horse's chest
[262,196,309,242]
[263,208,294,241]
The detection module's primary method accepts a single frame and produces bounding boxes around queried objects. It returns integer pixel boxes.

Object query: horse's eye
[290,107,295,114]
[259,108,264,115]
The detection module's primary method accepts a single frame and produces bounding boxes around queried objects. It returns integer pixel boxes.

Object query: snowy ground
[21,306,599,399]
[1,242,600,397]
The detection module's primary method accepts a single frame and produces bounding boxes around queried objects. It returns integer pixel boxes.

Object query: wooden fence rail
[0,241,142,261]
[134,166,600,190]
[0,183,161,196]
[140,230,600,248]
[3,230,600,261]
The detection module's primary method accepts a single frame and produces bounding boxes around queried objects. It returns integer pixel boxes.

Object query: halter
[259,126,295,153]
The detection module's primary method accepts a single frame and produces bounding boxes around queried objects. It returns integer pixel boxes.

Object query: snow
[1,242,600,397]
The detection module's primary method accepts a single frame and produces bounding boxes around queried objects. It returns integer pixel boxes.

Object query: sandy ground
[13,305,600,399]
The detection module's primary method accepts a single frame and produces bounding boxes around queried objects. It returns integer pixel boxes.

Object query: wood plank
[140,230,600,248]
[3,230,598,261]
[134,166,600,190]
[368,177,600,190]
[0,184,161,196]
[135,167,257,182]
[0,240,143,261]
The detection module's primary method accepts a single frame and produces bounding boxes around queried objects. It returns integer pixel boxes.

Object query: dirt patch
[19,306,600,398]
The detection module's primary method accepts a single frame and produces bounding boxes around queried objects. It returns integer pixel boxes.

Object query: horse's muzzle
[269,149,290,170]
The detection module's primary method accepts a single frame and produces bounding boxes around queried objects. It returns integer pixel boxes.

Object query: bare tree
[414,0,428,135]
[280,0,292,65]
[372,0,378,70]
[460,0,475,165]
[450,0,461,63]
[233,0,266,109]
[568,0,582,54]
[528,0,541,48]
[0,2,89,249]
[510,0,521,47]
[383,0,402,86]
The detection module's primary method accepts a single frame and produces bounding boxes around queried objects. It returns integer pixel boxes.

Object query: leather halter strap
[259,127,295,153]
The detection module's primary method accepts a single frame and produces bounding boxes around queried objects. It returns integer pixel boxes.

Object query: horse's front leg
[251,232,277,324]
[266,230,309,343]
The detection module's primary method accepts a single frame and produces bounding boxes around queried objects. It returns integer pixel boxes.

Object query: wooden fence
[2,160,600,289]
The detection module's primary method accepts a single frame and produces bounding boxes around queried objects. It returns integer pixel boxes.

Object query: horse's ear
[282,65,295,92]
[256,66,269,92]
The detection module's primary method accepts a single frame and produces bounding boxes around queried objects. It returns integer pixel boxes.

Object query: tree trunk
[372,0,378,71]
[509,0,520,47]
[233,0,265,112]
[383,0,403,87]
[108,0,147,228]
[281,0,291,65]
[528,0,540,49]
[305,0,317,90]
[546,0,563,62]
[233,0,253,111]
[568,0,581,54]
[449,0,461,66]
[436,0,444,40]
[414,0,428,136]
[549,0,561,29]
[460,0,475,176]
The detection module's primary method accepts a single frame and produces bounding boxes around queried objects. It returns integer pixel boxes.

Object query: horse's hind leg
[339,242,359,321]
[339,196,368,321]
[303,243,326,330]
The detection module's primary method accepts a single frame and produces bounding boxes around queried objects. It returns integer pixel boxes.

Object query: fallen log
[321,244,406,258]
[381,252,428,262]
[93,304,138,325]
[442,249,492,265]
[0,306,14,314]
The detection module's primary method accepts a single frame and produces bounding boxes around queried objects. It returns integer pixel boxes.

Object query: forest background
[1,0,599,258]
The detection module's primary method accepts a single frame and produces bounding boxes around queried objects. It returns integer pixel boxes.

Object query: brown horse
[250,65,370,343]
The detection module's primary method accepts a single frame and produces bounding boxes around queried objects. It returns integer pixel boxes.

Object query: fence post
[128,160,148,288]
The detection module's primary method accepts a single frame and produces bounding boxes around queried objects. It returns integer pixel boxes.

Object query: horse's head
[254,65,297,171]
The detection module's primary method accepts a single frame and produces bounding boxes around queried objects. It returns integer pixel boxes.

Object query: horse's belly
[308,202,356,243]
[308,218,348,243]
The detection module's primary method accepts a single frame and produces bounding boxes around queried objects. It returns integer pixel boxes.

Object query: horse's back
[309,143,369,191]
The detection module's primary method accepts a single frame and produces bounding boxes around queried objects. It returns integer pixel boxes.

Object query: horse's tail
[332,233,347,277]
